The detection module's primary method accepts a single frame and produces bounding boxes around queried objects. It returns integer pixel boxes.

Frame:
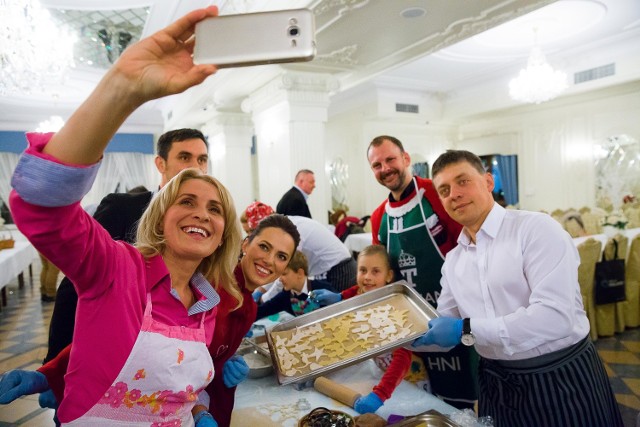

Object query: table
[231,359,455,427]
[572,227,640,250]
[343,229,640,254]
[0,225,38,306]
[344,232,373,254]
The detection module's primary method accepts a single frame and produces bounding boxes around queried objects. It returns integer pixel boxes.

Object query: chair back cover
[577,238,602,341]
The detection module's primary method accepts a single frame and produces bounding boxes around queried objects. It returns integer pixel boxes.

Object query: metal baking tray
[388,410,461,427]
[266,281,438,385]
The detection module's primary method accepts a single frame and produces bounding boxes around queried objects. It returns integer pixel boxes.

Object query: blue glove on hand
[0,370,49,404]
[354,392,384,414]
[251,290,263,303]
[312,289,342,306]
[223,355,250,388]
[38,389,58,409]
[411,317,462,349]
[194,410,218,427]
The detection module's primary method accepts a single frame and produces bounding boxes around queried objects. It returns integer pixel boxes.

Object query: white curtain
[0,152,20,206]
[82,152,159,208]
[1,151,159,210]
[82,154,121,207]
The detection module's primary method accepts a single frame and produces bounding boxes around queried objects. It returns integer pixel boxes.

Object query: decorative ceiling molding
[242,71,339,114]
[315,45,359,66]
[314,0,370,26]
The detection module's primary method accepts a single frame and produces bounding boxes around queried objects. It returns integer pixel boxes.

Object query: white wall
[456,80,640,212]
[325,80,640,216]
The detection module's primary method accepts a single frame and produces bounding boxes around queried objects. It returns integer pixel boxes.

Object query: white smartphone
[193,9,316,68]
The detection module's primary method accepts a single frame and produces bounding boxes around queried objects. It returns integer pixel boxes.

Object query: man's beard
[380,168,408,193]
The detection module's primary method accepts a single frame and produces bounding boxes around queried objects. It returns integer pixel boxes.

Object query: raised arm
[43,6,218,165]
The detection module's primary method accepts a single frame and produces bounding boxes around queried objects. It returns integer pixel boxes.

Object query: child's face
[357,253,394,293]
[280,267,305,293]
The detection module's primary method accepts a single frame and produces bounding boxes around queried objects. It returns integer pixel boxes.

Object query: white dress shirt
[437,203,590,360]
[288,215,351,277]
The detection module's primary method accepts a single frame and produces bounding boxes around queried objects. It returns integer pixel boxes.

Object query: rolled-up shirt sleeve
[11,132,100,207]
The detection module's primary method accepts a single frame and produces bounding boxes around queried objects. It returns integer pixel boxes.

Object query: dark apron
[379,178,478,408]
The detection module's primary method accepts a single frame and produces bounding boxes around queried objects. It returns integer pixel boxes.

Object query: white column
[242,71,338,223]
[201,112,255,216]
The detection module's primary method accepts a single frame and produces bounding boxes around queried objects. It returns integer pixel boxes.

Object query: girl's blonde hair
[135,168,243,309]
[357,244,392,270]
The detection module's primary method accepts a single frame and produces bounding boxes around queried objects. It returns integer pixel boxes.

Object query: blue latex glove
[411,317,462,348]
[251,290,263,303]
[311,289,342,306]
[0,370,49,404]
[194,410,218,427]
[38,389,58,409]
[223,355,250,388]
[354,392,384,414]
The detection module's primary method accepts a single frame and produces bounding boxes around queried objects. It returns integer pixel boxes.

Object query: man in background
[367,135,478,409]
[276,169,315,218]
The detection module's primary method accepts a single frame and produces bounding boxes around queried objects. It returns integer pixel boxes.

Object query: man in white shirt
[412,150,622,426]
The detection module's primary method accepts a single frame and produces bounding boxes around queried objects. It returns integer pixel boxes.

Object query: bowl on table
[237,345,273,379]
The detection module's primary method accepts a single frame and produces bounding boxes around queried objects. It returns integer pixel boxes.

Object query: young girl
[312,245,421,414]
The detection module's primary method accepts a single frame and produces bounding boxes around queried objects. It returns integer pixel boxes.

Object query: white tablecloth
[572,227,640,250]
[344,232,373,253]
[344,229,640,254]
[0,227,38,290]
[231,359,455,427]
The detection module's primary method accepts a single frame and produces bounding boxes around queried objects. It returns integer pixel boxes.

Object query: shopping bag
[594,240,626,305]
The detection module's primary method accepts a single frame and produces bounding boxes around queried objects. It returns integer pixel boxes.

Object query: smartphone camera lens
[288,26,300,37]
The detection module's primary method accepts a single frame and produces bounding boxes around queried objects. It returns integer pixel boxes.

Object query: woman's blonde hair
[135,168,243,308]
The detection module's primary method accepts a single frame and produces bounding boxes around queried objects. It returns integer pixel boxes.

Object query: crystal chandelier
[0,0,77,96]
[509,31,567,104]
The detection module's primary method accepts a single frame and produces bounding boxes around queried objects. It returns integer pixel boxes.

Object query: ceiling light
[509,29,567,104]
[400,7,426,19]
[35,116,65,132]
[0,0,77,96]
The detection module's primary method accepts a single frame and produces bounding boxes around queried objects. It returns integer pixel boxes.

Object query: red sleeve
[37,344,71,404]
[340,284,360,300]
[372,347,412,401]
[370,202,387,245]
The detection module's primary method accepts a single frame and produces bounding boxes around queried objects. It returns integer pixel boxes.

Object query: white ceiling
[1,0,639,133]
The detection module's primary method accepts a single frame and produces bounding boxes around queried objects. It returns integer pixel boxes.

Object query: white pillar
[201,112,255,216]
[242,71,338,223]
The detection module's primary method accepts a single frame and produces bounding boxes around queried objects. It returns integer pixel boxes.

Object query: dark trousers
[44,277,77,363]
[479,337,623,427]
[325,257,357,292]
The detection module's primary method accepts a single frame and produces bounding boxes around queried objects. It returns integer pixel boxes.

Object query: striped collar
[169,271,220,315]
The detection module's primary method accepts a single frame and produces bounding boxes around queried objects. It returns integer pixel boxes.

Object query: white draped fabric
[0,152,20,206]
[82,152,159,207]
[1,152,159,210]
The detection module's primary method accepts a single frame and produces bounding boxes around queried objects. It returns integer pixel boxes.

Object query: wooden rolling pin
[313,376,361,408]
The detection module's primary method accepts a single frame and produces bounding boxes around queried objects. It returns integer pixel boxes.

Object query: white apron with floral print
[64,294,214,426]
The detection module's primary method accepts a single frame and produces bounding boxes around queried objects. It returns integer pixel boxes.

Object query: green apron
[378,178,478,408]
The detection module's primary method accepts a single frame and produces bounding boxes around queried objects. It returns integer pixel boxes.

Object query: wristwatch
[461,318,476,346]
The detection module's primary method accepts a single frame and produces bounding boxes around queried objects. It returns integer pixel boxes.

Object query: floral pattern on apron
[64,294,214,426]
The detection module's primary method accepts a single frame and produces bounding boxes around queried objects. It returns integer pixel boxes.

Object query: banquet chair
[624,235,640,328]
[625,206,640,229]
[596,234,628,336]
[550,208,565,224]
[577,238,602,341]
[581,211,603,235]
[579,206,591,215]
